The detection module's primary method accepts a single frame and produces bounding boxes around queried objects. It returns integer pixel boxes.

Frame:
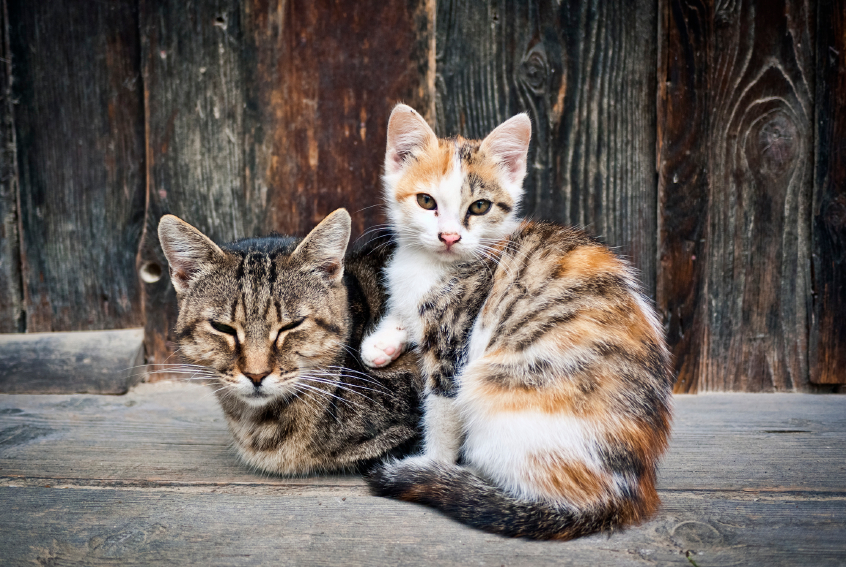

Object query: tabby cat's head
[157,209,352,407]
[382,104,531,262]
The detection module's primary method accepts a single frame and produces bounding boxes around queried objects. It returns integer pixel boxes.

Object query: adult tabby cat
[157,209,423,475]
[362,105,673,539]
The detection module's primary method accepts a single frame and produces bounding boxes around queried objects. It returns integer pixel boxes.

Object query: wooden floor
[1,383,844,566]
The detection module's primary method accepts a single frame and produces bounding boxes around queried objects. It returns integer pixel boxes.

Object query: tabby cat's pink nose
[244,371,270,385]
[438,232,461,248]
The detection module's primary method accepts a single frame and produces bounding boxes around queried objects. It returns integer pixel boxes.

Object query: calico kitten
[157,209,423,475]
[362,105,673,539]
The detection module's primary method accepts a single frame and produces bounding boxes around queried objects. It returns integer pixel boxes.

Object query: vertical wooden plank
[435,0,658,295]
[656,0,710,393]
[658,0,815,392]
[0,0,22,333]
[9,0,146,332]
[137,0,433,372]
[811,0,846,384]
[136,0,247,370]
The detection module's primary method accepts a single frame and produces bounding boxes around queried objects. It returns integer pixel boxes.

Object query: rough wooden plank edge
[0,328,145,394]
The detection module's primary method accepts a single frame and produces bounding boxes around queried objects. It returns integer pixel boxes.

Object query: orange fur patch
[393,140,454,201]
[556,246,623,281]
[530,456,609,508]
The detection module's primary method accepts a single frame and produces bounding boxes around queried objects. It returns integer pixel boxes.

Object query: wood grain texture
[8,0,146,332]
[658,0,815,392]
[1,385,845,565]
[0,488,842,566]
[0,329,144,394]
[0,0,22,333]
[136,0,432,374]
[811,0,846,384]
[435,0,658,295]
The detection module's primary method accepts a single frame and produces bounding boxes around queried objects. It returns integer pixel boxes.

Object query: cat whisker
[297,376,381,403]
[305,374,395,400]
[292,381,368,412]
[291,386,341,424]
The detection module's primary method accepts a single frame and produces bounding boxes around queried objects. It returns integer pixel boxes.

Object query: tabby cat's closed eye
[210,321,238,336]
[277,318,305,335]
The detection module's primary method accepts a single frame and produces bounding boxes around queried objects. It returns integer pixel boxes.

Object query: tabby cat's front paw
[361,326,407,368]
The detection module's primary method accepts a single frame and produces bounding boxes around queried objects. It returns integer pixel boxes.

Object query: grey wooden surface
[0,329,145,394]
[1,383,844,566]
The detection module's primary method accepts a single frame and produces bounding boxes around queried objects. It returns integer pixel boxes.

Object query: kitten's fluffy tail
[366,458,636,540]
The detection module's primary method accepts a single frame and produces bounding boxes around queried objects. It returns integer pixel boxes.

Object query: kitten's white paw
[361,326,408,368]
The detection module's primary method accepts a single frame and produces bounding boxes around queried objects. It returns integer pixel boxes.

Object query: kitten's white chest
[386,248,451,344]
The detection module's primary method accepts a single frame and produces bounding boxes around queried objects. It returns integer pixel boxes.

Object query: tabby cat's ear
[293,208,351,283]
[480,113,532,187]
[158,215,225,295]
[385,104,437,176]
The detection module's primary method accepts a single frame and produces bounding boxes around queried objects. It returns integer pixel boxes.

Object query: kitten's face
[158,210,352,407]
[383,105,531,263]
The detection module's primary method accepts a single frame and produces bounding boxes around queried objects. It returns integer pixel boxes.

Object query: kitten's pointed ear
[293,208,351,282]
[480,113,532,186]
[158,215,225,295]
[385,104,437,176]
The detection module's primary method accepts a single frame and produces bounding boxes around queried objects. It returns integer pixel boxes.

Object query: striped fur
[158,210,423,476]
[363,105,673,539]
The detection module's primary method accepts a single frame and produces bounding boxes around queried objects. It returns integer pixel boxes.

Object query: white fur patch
[457,404,601,502]
[361,313,408,368]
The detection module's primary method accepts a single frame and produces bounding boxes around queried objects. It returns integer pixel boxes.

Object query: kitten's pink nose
[438,232,461,249]
[244,371,270,386]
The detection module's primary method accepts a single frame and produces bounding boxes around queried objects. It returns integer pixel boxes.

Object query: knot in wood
[519,45,550,94]
[823,193,846,231]
[750,112,798,180]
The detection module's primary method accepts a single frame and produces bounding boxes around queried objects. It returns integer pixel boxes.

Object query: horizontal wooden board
[0,486,843,566]
[2,385,845,492]
[0,329,145,394]
[1,385,845,565]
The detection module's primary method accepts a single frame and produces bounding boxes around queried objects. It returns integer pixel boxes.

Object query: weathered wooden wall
[657,0,817,392]
[436,0,658,295]
[0,0,843,391]
[8,0,147,333]
[135,0,433,368]
[811,0,846,384]
[0,0,22,333]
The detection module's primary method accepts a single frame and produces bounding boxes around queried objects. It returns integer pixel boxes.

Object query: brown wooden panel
[435,0,658,295]
[0,0,22,333]
[811,0,846,384]
[658,0,815,392]
[136,0,433,372]
[9,0,146,332]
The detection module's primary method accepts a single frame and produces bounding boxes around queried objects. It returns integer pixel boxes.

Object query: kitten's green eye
[417,193,437,210]
[210,321,238,336]
[278,318,304,334]
[468,199,492,215]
